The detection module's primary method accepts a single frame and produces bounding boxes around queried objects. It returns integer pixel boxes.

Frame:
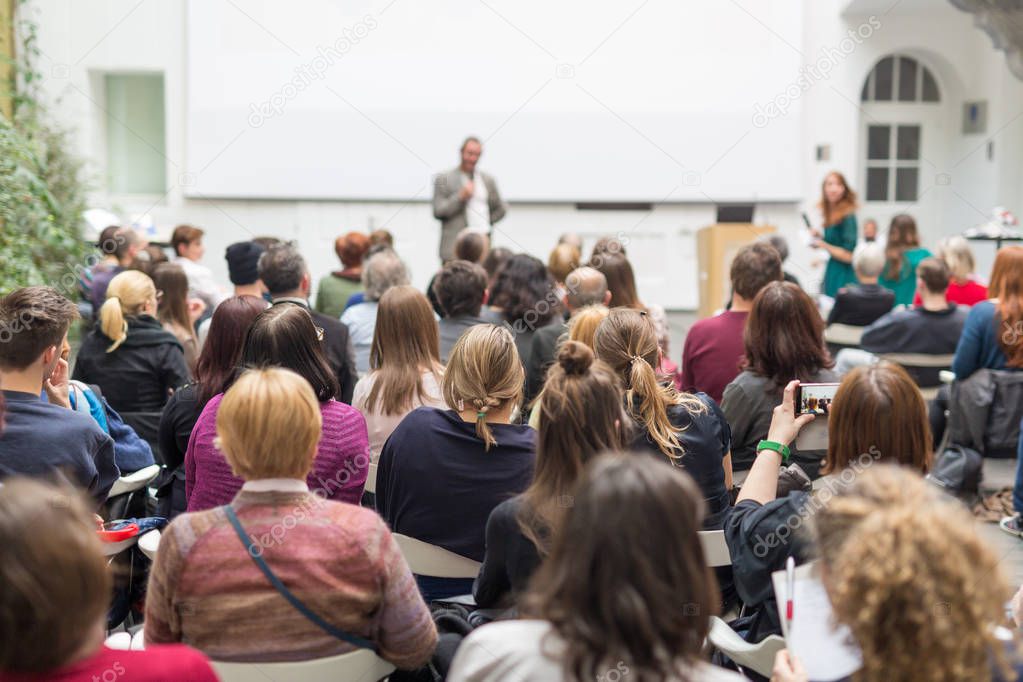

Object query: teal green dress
[879,246,932,306]
[822,213,858,298]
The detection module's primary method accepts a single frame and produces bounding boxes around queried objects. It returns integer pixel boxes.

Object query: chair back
[823,323,865,347]
[364,461,378,494]
[707,616,786,678]
[879,352,955,391]
[213,649,395,682]
[698,530,731,567]
[108,464,162,498]
[392,533,481,578]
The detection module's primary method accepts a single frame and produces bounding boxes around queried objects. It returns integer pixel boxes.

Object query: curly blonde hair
[811,465,1015,682]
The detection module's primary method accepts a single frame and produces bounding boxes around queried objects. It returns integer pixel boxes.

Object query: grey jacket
[948,368,1023,458]
[432,167,507,261]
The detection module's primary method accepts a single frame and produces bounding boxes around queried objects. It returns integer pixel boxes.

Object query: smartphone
[794,382,839,416]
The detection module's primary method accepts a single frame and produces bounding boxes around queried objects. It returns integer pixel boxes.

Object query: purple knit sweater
[185,394,369,511]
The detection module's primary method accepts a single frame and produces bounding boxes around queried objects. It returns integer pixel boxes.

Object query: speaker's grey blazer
[432,167,507,261]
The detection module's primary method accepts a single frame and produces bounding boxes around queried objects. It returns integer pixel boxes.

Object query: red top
[912,279,988,308]
[2,645,218,681]
[680,310,748,405]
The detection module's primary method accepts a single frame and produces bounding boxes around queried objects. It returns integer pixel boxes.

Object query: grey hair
[852,242,885,279]
[257,244,307,295]
[761,234,789,262]
[362,249,411,301]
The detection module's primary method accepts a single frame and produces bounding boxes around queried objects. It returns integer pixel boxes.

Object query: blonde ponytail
[99,270,157,353]
[627,355,682,459]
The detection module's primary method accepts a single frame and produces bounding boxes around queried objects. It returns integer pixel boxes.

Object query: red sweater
[1,644,217,681]
[912,279,988,307]
[680,310,748,405]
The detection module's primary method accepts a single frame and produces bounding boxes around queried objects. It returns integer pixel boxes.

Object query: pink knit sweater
[184,394,369,511]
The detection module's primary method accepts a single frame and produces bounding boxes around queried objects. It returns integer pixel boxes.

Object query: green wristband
[756,439,791,464]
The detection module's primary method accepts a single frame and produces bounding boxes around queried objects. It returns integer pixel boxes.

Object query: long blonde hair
[812,465,1014,682]
[442,324,523,451]
[593,308,705,460]
[98,270,157,352]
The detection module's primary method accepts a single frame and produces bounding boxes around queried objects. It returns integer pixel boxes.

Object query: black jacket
[525,320,567,403]
[826,283,895,327]
[271,298,358,404]
[73,315,189,414]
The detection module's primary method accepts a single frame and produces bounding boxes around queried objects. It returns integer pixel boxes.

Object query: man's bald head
[564,266,610,311]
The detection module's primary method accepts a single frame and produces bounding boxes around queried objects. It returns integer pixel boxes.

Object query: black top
[473,496,543,609]
[271,299,358,404]
[72,315,189,413]
[862,305,968,384]
[525,320,568,404]
[157,383,201,471]
[827,283,895,327]
[628,393,732,530]
[0,390,119,504]
[376,407,536,562]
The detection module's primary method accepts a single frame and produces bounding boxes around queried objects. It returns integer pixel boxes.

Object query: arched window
[860,56,941,203]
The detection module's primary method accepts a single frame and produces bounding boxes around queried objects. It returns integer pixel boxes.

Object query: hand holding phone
[766,380,817,447]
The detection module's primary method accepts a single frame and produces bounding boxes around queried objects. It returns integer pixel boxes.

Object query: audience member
[481,246,512,286]
[369,228,394,253]
[913,235,988,307]
[487,253,561,366]
[774,466,1020,682]
[862,217,878,242]
[0,479,217,681]
[763,233,801,288]
[434,260,502,362]
[428,229,490,317]
[341,248,411,375]
[450,455,743,682]
[826,242,894,327]
[525,265,610,402]
[0,287,117,503]
[725,363,931,642]
[147,368,437,667]
[474,341,624,609]
[547,242,581,292]
[73,270,189,414]
[316,231,370,318]
[595,308,732,530]
[129,244,170,277]
[951,245,1023,380]
[260,243,359,401]
[151,262,204,375]
[197,240,268,345]
[79,225,122,305]
[814,171,858,298]
[186,304,368,510]
[352,286,445,461]
[376,324,535,599]
[158,295,266,517]
[89,226,142,311]
[557,232,583,251]
[879,214,932,305]
[681,242,782,404]
[590,235,626,259]
[722,282,836,475]
[170,224,228,310]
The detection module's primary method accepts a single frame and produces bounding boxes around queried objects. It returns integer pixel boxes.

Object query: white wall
[20,0,1023,311]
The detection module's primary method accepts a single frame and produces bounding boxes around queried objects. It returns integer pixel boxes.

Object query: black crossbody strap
[223,505,378,653]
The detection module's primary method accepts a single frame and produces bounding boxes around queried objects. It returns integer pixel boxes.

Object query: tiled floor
[664,310,1023,589]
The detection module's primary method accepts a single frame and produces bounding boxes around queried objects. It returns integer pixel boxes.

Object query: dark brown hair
[334,232,370,268]
[489,254,559,327]
[822,361,931,475]
[454,230,489,264]
[916,257,949,295]
[0,479,110,673]
[482,246,513,284]
[743,281,833,386]
[520,342,625,554]
[195,296,267,408]
[730,242,783,301]
[819,170,858,225]
[989,246,1023,367]
[236,304,339,402]
[0,286,79,371]
[434,260,488,318]
[151,262,196,345]
[590,252,641,309]
[883,214,921,280]
[171,224,204,256]
[366,286,442,415]
[521,454,718,682]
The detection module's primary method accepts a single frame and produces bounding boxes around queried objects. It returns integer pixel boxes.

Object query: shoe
[999,515,1023,538]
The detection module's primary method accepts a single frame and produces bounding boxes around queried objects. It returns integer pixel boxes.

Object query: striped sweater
[185,394,369,511]
[144,489,438,668]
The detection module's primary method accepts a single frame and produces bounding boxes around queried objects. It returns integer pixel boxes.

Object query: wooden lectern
[696,224,776,318]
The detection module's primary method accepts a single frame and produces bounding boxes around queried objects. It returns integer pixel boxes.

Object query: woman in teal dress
[879,214,932,305]
[815,171,859,298]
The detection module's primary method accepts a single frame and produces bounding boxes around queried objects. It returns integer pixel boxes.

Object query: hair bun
[557,340,594,376]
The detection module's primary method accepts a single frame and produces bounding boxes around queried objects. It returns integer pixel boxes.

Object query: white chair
[138,529,161,560]
[707,616,786,678]
[213,649,395,682]
[101,536,138,557]
[823,323,865,347]
[364,461,378,494]
[392,533,481,578]
[108,464,161,498]
[698,530,731,567]
[879,352,955,400]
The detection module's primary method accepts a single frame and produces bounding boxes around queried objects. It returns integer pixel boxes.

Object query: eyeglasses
[315,326,325,341]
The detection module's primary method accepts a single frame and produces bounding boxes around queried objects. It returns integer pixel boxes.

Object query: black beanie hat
[225,241,265,285]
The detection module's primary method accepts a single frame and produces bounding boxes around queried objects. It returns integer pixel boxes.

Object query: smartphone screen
[794,382,839,415]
